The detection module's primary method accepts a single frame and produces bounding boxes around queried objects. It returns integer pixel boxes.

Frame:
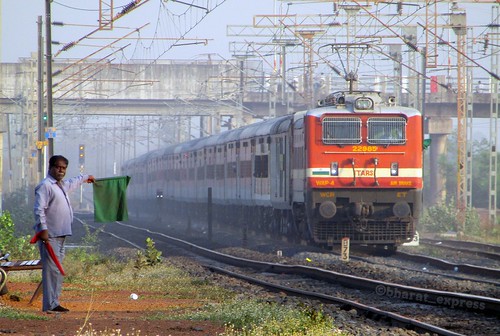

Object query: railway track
[421,238,500,253]
[394,251,500,279]
[339,251,500,287]
[74,215,500,336]
[420,238,500,262]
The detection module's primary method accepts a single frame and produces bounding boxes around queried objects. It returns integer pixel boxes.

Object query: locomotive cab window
[367,117,406,145]
[322,117,362,145]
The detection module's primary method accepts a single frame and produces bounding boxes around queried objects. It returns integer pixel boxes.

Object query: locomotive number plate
[352,145,378,152]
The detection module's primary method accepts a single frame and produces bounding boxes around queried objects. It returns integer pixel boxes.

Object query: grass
[0,305,48,320]
[2,248,346,335]
[174,299,344,336]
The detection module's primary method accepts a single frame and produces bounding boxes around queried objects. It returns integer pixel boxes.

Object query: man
[33,155,95,313]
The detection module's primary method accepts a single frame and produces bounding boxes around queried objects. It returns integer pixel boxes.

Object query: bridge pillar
[426,118,453,205]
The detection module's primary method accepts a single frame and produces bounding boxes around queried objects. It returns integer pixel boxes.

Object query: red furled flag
[30,232,65,276]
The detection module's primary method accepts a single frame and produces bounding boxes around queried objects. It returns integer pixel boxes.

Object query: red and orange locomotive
[123,90,423,251]
[299,91,423,249]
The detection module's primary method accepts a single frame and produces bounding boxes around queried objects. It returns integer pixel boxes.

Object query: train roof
[132,114,293,162]
[306,105,421,118]
[185,115,293,150]
[313,90,421,117]
[123,149,160,168]
[239,115,292,138]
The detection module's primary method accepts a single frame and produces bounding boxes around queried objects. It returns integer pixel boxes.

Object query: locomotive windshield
[322,116,406,145]
[322,117,362,145]
[367,117,406,145]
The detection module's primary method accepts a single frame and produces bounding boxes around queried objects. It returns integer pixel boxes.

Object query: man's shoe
[46,305,69,313]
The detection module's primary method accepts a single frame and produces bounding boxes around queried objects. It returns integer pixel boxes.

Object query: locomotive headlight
[330,162,339,176]
[393,201,411,218]
[319,201,337,219]
[390,162,399,176]
[354,97,373,110]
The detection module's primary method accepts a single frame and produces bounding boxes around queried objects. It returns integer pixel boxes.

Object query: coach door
[272,135,287,205]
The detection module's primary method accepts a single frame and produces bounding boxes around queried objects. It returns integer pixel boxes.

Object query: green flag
[93,176,131,223]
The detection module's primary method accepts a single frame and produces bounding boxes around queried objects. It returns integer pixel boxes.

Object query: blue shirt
[33,174,89,237]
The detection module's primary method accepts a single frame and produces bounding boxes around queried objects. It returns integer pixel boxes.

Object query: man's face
[49,160,67,182]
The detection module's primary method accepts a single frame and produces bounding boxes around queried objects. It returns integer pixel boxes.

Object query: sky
[2,1,498,132]
[1,1,496,71]
[0,0,295,62]
[1,1,257,61]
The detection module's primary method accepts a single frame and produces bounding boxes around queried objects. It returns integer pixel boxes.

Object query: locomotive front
[303,91,423,249]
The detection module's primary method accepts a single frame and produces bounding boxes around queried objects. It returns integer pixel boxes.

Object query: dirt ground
[0,282,226,336]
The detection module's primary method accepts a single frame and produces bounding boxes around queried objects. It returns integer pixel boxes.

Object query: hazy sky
[0,0,301,62]
[1,1,495,67]
[1,1,498,147]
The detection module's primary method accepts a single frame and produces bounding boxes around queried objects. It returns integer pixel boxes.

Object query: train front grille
[311,219,414,244]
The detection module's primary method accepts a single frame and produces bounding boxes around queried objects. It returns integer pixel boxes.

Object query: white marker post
[341,237,350,262]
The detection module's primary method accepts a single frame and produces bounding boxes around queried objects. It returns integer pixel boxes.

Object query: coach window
[254,155,269,178]
[367,117,406,145]
[322,117,362,145]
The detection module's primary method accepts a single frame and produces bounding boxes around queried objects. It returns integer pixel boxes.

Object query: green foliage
[61,256,228,301]
[438,134,500,208]
[420,199,482,235]
[5,250,341,335]
[2,189,34,235]
[463,208,482,236]
[0,211,15,252]
[66,224,104,269]
[0,306,48,320]
[81,223,101,247]
[469,138,496,209]
[0,211,37,259]
[0,190,38,259]
[182,298,340,336]
[134,237,162,269]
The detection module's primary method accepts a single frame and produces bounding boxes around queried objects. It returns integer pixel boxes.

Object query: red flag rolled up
[30,232,65,276]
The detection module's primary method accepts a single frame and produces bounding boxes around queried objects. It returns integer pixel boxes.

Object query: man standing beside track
[33,155,95,313]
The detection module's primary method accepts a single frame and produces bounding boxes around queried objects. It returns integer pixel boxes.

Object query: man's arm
[65,174,95,192]
[33,183,50,242]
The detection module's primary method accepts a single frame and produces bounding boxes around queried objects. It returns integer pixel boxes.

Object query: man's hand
[86,175,96,183]
[39,230,49,242]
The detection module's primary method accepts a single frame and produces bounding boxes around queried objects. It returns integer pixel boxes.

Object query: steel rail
[395,251,500,278]
[207,265,465,336]
[421,238,500,255]
[111,221,500,317]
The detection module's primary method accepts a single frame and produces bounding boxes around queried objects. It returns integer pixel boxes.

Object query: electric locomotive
[297,91,423,249]
[122,89,423,251]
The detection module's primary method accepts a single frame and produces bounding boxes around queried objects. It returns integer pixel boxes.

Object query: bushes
[420,199,482,236]
[2,189,34,233]
[0,189,38,260]
[185,299,340,336]
[0,211,37,260]
[134,237,162,269]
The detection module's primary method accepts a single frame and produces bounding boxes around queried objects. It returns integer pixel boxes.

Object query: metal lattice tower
[466,27,474,210]
[99,0,114,30]
[451,8,467,233]
[425,0,438,68]
[489,5,499,226]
